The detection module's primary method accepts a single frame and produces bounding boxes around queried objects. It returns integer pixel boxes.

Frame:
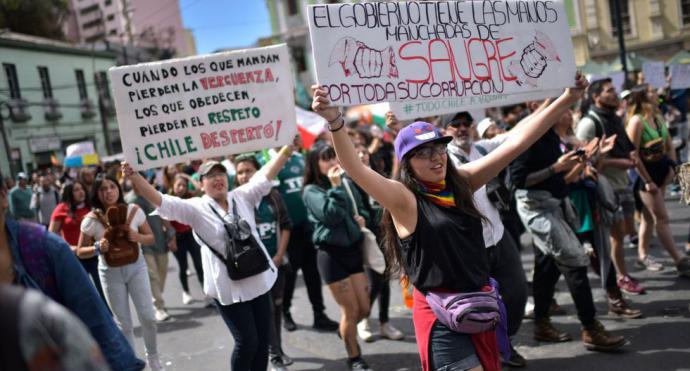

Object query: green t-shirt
[276,153,308,226]
[255,197,279,257]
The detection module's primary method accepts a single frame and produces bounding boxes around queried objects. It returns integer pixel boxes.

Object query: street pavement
[129,196,690,371]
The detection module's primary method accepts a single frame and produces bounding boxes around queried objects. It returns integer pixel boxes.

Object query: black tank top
[400,197,489,293]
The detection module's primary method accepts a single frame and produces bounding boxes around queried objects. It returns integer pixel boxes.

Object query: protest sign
[307,0,577,109]
[642,62,666,89]
[670,64,690,90]
[390,89,561,119]
[587,71,625,95]
[109,44,296,170]
[64,141,99,167]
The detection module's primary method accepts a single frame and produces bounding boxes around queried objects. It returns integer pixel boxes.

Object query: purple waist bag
[426,284,500,334]
[426,278,511,360]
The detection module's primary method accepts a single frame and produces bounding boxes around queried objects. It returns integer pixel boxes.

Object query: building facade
[0,32,119,177]
[65,0,195,58]
[567,0,690,66]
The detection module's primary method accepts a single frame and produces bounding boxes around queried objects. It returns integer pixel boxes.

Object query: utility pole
[612,0,629,88]
[95,74,113,155]
[0,102,13,174]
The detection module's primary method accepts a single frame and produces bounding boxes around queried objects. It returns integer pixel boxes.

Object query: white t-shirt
[80,204,146,241]
[447,139,506,248]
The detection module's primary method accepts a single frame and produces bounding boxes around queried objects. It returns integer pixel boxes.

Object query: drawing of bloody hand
[509,31,561,87]
[329,37,399,79]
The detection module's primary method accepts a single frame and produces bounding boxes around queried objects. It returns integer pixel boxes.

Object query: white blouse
[155,172,277,305]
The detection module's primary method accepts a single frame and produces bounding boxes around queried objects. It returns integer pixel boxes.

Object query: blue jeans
[430,321,481,371]
[215,293,271,371]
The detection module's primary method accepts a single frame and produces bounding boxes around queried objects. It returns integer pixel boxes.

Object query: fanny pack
[195,198,270,280]
[641,137,665,162]
[425,279,500,334]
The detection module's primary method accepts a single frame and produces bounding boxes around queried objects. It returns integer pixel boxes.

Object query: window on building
[105,0,112,6]
[3,63,21,99]
[95,71,111,99]
[37,66,53,99]
[682,0,690,25]
[609,0,632,37]
[75,69,88,100]
[83,18,104,29]
[286,0,298,16]
[109,29,117,35]
[79,3,99,16]
[107,14,115,21]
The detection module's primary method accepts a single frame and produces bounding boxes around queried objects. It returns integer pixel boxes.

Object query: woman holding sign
[311,74,592,371]
[122,146,293,371]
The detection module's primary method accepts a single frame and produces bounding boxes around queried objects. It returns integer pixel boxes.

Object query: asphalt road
[129,196,690,371]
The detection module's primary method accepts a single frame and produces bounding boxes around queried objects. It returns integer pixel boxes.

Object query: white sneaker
[182,291,193,305]
[380,322,404,340]
[147,354,166,371]
[155,308,171,322]
[357,318,375,342]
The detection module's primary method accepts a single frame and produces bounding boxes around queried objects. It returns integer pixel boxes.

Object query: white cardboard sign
[307,1,576,108]
[642,62,666,89]
[670,64,690,90]
[109,44,296,170]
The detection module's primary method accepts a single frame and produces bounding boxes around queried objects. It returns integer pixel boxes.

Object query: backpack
[93,204,141,267]
[195,199,270,280]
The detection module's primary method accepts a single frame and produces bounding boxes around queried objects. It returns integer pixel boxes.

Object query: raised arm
[123,163,162,207]
[260,145,293,180]
[459,73,588,191]
[311,86,415,217]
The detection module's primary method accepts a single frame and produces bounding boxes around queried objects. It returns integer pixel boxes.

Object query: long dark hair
[626,83,657,124]
[303,144,337,189]
[90,174,125,211]
[233,154,262,188]
[380,152,484,277]
[62,180,91,214]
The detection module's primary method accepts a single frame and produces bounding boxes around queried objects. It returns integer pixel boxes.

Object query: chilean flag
[296,106,327,149]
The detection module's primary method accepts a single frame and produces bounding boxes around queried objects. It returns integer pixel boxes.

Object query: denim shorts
[430,321,481,371]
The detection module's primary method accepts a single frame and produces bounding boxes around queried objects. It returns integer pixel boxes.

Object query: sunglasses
[411,143,447,160]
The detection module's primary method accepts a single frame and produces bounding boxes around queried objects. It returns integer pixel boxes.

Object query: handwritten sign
[391,89,562,120]
[307,0,576,108]
[109,44,296,170]
[670,64,690,90]
[587,71,625,95]
[642,62,666,89]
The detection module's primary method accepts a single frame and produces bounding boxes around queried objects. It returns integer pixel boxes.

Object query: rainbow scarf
[416,179,455,208]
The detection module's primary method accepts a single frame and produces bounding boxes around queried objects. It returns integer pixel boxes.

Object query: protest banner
[670,64,690,90]
[109,44,296,170]
[390,89,561,119]
[642,62,666,89]
[64,141,99,167]
[307,0,577,110]
[587,71,625,95]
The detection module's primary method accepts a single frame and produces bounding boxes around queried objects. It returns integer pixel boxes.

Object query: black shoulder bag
[196,198,270,280]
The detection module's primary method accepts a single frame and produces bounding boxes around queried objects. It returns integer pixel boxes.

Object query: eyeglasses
[448,120,474,128]
[411,143,447,160]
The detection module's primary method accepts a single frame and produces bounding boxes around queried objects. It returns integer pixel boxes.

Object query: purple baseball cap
[394,121,452,160]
